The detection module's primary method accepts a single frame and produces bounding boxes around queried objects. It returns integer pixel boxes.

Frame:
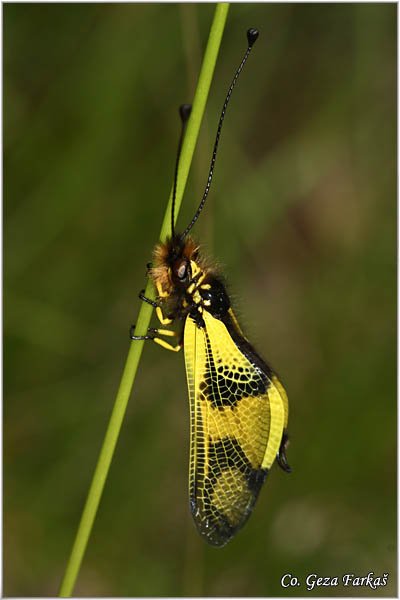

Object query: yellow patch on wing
[272,374,289,429]
[183,309,287,547]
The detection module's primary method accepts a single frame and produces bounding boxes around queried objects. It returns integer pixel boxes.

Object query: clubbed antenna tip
[179,104,192,124]
[247,28,259,47]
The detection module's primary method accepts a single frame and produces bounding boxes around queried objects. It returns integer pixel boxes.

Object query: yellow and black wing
[184,308,288,547]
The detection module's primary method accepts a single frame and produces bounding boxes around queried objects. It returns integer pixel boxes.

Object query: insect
[131,28,290,547]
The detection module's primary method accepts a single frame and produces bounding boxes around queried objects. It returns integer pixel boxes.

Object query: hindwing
[184,308,287,547]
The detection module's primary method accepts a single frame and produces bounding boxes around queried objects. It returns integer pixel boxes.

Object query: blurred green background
[4,3,396,597]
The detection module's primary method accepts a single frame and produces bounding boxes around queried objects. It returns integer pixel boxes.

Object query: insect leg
[138,289,173,325]
[130,324,182,351]
[151,326,182,351]
[155,307,173,325]
[153,338,182,352]
[155,281,169,299]
[138,290,158,308]
[148,327,179,337]
[130,324,156,340]
[130,332,155,341]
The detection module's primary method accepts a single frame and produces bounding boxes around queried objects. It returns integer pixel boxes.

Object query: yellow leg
[152,325,181,350]
[156,281,169,298]
[131,324,181,351]
[156,306,173,325]
[150,328,179,337]
[139,288,173,324]
[153,338,182,352]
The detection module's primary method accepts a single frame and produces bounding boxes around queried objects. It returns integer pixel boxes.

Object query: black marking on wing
[206,437,268,492]
[247,466,269,494]
[190,436,269,547]
[184,283,286,547]
[223,315,275,382]
[199,275,276,382]
[199,332,268,410]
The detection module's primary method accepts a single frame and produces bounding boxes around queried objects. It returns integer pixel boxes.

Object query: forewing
[184,309,286,547]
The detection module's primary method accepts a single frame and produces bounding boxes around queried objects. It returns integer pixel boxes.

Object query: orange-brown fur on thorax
[150,235,216,297]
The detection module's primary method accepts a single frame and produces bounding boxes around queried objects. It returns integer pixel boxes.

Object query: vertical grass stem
[58,4,229,596]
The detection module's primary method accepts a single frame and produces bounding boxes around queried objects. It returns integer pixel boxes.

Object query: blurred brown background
[4,3,396,597]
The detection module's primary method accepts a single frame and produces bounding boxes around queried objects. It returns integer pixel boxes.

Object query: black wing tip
[190,495,237,548]
[190,485,266,548]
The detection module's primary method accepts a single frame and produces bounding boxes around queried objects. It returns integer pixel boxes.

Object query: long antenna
[180,28,259,240]
[171,104,192,238]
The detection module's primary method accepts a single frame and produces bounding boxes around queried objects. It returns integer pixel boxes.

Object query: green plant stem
[58,4,229,597]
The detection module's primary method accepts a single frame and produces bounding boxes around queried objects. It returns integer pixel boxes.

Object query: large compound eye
[174,259,189,282]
